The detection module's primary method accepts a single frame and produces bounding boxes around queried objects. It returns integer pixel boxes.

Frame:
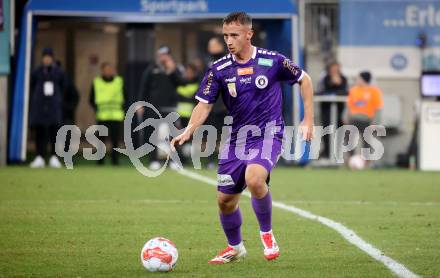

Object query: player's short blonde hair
[223,12,252,28]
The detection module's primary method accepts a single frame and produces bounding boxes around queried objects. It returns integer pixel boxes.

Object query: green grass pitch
[0,166,439,277]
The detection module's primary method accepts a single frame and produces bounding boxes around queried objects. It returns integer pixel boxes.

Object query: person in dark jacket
[55,60,79,125]
[206,37,228,169]
[319,61,348,159]
[56,60,79,153]
[136,45,183,170]
[176,63,200,126]
[29,48,65,168]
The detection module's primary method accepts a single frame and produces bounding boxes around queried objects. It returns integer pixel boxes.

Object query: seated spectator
[319,61,348,158]
[347,71,383,155]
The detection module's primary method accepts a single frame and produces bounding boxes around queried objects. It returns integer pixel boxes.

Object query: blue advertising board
[340,0,440,47]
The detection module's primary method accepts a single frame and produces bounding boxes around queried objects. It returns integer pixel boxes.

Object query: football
[140,237,178,272]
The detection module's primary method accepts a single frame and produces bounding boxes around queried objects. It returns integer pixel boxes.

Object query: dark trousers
[97,120,122,165]
[176,117,190,164]
[34,125,58,158]
[63,119,75,153]
[349,116,371,156]
[206,112,226,162]
[320,102,345,158]
[136,110,173,163]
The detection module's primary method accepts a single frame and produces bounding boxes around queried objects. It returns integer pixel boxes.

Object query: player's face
[222,22,253,56]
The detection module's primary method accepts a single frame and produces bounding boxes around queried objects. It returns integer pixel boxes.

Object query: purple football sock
[252,191,272,232]
[220,208,242,246]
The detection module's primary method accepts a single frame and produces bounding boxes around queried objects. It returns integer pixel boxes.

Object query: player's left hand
[170,130,191,152]
[299,118,314,141]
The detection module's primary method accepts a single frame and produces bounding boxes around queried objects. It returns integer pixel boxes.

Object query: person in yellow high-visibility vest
[174,63,200,165]
[176,63,200,126]
[89,62,125,165]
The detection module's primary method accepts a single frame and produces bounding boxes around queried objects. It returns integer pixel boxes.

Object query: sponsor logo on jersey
[217,61,232,71]
[239,76,252,85]
[255,75,268,89]
[227,83,237,97]
[217,174,235,186]
[258,58,273,67]
[203,71,214,95]
[237,67,254,76]
[282,58,300,76]
[225,76,236,83]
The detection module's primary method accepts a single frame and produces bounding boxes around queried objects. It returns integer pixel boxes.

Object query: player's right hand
[170,131,191,152]
[136,106,145,116]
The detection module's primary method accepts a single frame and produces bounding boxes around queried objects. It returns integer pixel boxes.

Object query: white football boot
[208,242,247,264]
[260,230,280,260]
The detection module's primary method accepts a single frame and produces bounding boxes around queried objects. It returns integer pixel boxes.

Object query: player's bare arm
[298,72,314,141]
[170,102,213,150]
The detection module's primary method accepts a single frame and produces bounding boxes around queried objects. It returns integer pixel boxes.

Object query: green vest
[93,76,124,121]
[176,83,198,118]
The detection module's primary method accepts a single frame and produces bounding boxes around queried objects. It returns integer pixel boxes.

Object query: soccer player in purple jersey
[171,12,314,264]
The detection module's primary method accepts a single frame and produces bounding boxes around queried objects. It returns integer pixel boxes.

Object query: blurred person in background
[176,62,200,126]
[206,37,228,169]
[176,62,201,164]
[347,71,383,158]
[29,48,65,168]
[137,45,183,170]
[89,62,125,166]
[56,60,79,153]
[207,36,226,64]
[318,61,348,159]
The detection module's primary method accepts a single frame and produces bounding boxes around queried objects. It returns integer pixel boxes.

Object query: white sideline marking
[1,199,436,207]
[284,200,440,206]
[177,169,420,278]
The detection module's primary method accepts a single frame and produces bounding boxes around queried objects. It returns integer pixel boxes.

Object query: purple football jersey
[195,46,304,147]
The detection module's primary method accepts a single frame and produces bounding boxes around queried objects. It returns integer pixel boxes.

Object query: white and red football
[140,237,178,272]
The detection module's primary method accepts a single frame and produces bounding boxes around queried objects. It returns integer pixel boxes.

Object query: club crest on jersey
[227,83,237,97]
[255,75,268,89]
[237,67,254,76]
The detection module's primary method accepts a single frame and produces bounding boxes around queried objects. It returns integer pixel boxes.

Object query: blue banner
[28,0,296,15]
[340,0,440,47]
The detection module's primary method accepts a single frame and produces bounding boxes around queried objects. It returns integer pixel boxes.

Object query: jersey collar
[231,46,257,63]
